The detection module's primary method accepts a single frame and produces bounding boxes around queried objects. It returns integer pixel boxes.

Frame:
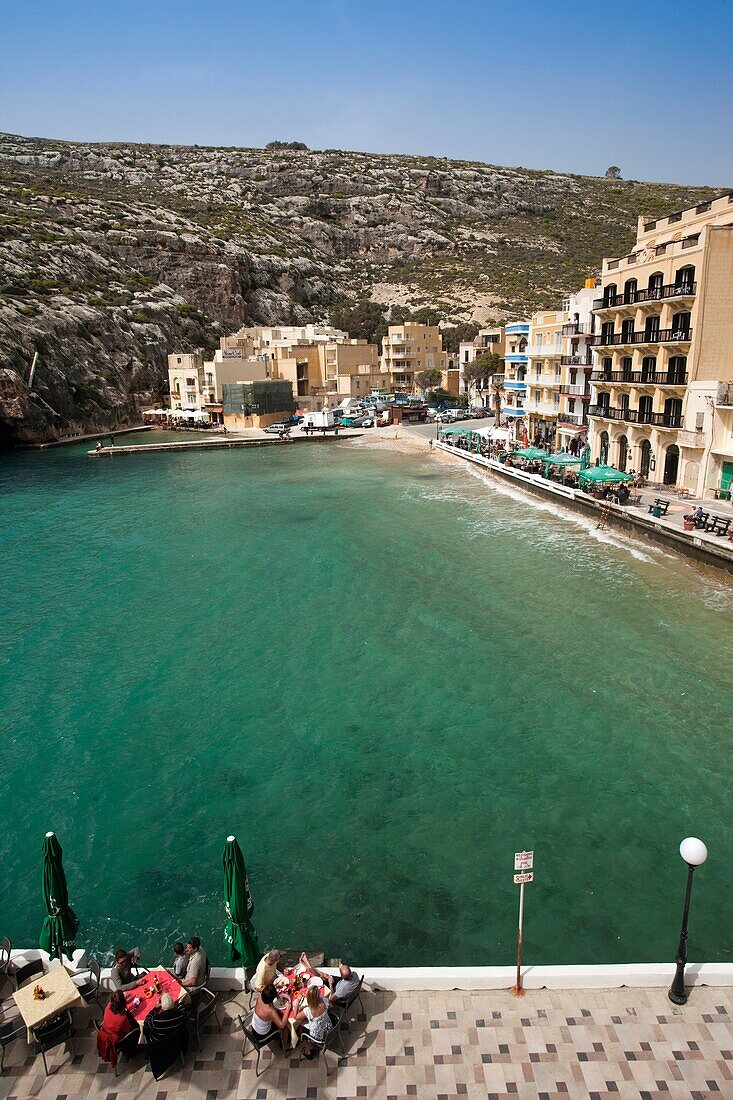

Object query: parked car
[264,422,291,434]
[361,417,375,427]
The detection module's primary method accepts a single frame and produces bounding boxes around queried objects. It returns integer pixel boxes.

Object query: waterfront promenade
[3,983,732,1098]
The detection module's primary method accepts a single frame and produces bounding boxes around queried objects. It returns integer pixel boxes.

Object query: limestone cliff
[0,132,720,444]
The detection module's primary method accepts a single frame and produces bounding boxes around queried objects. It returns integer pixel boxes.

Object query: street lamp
[668,836,708,1005]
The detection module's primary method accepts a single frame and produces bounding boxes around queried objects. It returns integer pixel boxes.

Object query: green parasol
[223,835,261,968]
[543,453,583,470]
[577,465,634,485]
[39,831,79,962]
[511,446,551,461]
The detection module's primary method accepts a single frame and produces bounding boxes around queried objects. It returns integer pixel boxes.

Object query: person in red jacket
[96,991,137,1067]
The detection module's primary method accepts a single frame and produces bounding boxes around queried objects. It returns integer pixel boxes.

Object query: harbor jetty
[88,430,363,458]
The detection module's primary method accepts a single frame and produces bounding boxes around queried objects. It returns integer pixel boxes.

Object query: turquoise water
[1,437,732,969]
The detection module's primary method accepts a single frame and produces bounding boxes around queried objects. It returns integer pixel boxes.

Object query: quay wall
[437,442,733,578]
[87,432,363,457]
[8,948,733,993]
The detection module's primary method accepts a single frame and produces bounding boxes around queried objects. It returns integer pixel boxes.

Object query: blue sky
[2,0,731,185]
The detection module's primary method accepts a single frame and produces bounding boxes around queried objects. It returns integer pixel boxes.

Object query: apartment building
[458,326,506,408]
[167,349,271,423]
[274,339,380,410]
[380,323,449,392]
[501,322,530,441]
[555,281,598,451]
[588,192,733,494]
[525,310,565,446]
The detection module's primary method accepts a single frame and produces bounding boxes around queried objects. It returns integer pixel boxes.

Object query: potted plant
[683,513,695,531]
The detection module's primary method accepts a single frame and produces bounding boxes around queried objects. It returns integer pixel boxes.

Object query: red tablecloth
[124,968,184,1025]
[279,966,327,1011]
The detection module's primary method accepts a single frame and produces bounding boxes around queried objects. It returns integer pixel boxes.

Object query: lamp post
[668,836,708,1005]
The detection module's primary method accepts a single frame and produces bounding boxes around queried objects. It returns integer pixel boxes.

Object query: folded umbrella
[39,831,79,963]
[223,834,261,968]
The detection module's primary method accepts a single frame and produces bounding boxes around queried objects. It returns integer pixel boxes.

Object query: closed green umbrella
[223,835,261,967]
[39,831,79,962]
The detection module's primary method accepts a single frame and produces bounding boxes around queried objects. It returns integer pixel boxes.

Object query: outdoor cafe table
[12,964,84,1042]
[124,967,188,1036]
[275,964,330,1048]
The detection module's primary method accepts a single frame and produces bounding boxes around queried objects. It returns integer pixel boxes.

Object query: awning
[511,447,551,461]
[543,453,583,468]
[440,427,470,437]
[578,465,634,485]
[502,408,527,418]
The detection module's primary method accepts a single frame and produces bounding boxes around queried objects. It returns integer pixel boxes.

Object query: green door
[721,462,733,494]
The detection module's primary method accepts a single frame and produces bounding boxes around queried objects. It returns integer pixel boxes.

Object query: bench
[647,498,670,516]
[704,515,731,537]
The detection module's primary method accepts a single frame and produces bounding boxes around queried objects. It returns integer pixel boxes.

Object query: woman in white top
[251,984,291,1048]
[291,984,332,1057]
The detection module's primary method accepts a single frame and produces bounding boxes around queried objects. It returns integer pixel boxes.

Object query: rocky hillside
[0,132,721,444]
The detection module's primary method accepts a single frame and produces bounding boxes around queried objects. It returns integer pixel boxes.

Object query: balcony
[588,405,683,428]
[530,374,562,387]
[590,370,688,386]
[590,328,691,348]
[593,282,697,310]
[524,400,560,417]
[557,411,585,425]
[677,429,706,449]
[505,353,529,363]
[561,322,593,336]
[526,343,562,357]
[503,379,527,391]
[561,354,593,367]
[558,384,589,397]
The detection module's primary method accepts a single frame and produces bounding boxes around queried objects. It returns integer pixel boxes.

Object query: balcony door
[623,278,637,305]
[644,314,660,341]
[663,397,683,427]
[621,356,633,382]
[667,356,686,385]
[641,355,656,382]
[648,272,664,298]
[672,311,691,338]
[601,321,615,344]
[621,318,635,342]
[603,283,617,307]
[638,395,653,423]
[675,265,695,291]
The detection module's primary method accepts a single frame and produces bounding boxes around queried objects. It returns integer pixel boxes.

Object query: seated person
[172,942,188,980]
[109,948,146,992]
[181,936,208,988]
[143,993,189,1080]
[251,983,291,1048]
[299,953,360,1004]
[290,983,333,1058]
[251,949,282,993]
[96,990,137,1067]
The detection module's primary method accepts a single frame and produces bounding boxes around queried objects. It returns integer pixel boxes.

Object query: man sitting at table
[181,936,208,988]
[109,948,146,991]
[299,953,360,1004]
[143,993,189,1080]
[251,949,283,993]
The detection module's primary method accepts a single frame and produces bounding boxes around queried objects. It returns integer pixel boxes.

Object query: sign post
[512,851,534,996]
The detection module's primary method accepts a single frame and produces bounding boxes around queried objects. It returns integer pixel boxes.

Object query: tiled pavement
[2,986,732,1100]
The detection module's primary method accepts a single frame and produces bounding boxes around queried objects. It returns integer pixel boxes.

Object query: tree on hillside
[441,322,479,353]
[416,368,443,392]
[605,165,622,179]
[330,299,387,345]
[411,306,442,327]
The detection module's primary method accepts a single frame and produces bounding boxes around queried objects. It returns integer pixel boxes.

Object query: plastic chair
[32,1010,75,1076]
[0,1010,25,1074]
[13,958,45,990]
[299,1010,342,1076]
[74,957,102,1011]
[187,986,221,1048]
[236,1012,283,1077]
[332,974,365,1033]
[93,1018,142,1078]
